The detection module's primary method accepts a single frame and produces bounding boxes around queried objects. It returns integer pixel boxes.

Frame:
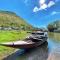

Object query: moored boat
[0,31,48,48]
[0,40,45,49]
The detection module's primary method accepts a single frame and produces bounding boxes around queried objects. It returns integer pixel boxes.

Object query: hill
[0,11,33,30]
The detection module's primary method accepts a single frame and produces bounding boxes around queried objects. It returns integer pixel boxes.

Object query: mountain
[0,11,33,30]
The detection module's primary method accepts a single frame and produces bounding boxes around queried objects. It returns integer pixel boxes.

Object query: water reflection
[47,32,60,60]
[48,32,60,52]
[48,32,60,42]
[3,42,48,60]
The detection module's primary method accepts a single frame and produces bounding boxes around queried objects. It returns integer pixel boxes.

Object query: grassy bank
[0,30,28,42]
[0,30,28,60]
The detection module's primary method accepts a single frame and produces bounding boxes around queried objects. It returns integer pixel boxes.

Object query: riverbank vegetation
[47,20,60,32]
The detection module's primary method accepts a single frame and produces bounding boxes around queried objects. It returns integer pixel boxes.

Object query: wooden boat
[0,31,48,49]
[0,39,47,49]
[0,40,46,49]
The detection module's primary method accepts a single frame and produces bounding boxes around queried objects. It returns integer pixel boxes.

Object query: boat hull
[0,39,47,49]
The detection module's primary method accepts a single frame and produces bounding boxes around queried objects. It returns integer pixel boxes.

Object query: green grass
[0,30,28,42]
[0,30,28,60]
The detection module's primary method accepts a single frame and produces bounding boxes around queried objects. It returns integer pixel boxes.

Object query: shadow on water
[3,42,48,60]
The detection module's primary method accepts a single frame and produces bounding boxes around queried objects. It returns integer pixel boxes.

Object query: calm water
[3,32,60,60]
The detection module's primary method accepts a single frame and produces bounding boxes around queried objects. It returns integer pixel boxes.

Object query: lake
[3,32,60,60]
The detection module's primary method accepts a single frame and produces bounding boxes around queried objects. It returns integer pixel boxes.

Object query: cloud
[39,4,47,10]
[33,4,47,12]
[39,0,45,4]
[48,1,55,7]
[33,0,55,12]
[51,11,57,15]
[33,6,39,12]
[51,11,60,15]
[33,3,47,12]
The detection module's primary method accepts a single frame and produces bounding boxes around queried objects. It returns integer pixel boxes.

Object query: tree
[47,24,55,32]
[47,20,60,32]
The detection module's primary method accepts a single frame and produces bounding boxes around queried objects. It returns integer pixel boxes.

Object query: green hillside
[0,11,33,30]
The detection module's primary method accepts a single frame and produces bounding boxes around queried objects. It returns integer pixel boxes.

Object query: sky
[0,0,60,28]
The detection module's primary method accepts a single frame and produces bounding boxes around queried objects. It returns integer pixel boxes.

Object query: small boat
[0,31,48,49]
[0,40,45,49]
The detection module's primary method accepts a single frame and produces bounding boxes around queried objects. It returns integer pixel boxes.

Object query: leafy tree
[47,20,60,32]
